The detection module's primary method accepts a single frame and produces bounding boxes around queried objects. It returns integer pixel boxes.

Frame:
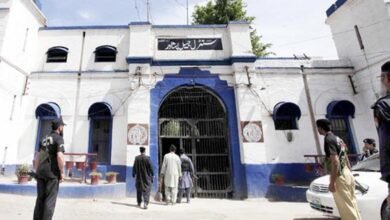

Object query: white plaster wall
[308,73,377,154]
[15,76,77,163]
[0,87,14,164]
[81,29,129,71]
[236,70,318,164]
[16,74,132,165]
[326,0,390,69]
[35,31,84,72]
[0,63,26,163]
[76,75,130,165]
[1,0,45,71]
[326,0,390,105]
[126,87,151,166]
[0,7,10,53]
[36,28,129,72]
[228,23,253,57]
[237,58,375,165]
[0,0,45,164]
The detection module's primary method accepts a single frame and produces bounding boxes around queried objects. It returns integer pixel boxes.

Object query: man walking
[132,146,154,209]
[160,144,181,205]
[372,61,390,219]
[33,117,66,220]
[316,119,361,220]
[177,148,195,203]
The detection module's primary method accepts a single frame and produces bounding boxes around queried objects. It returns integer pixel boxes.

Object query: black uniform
[33,131,65,220]
[132,154,154,206]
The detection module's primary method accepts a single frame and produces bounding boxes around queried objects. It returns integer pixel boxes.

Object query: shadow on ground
[294,218,340,220]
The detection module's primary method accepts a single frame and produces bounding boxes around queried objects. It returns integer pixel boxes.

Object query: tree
[192,0,273,57]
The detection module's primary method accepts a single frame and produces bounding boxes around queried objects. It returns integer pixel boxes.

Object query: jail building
[0,0,385,199]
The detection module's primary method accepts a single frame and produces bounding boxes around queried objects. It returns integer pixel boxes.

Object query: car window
[352,154,380,172]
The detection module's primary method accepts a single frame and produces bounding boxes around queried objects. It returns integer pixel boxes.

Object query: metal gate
[329,118,355,152]
[330,117,358,164]
[159,87,232,198]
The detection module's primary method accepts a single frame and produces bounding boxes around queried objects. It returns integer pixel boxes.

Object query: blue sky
[39,0,338,58]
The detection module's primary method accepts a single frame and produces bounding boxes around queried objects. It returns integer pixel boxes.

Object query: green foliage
[192,0,273,56]
[15,164,29,177]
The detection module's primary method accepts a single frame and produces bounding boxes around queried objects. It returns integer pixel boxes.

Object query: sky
[39,0,338,58]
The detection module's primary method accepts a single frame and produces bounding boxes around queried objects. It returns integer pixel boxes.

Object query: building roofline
[326,0,348,17]
[152,24,227,29]
[39,23,234,31]
[39,25,129,31]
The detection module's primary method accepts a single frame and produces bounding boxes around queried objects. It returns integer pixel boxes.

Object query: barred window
[46,46,68,63]
[94,45,117,62]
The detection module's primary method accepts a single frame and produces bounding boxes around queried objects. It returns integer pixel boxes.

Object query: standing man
[360,138,378,161]
[372,61,390,219]
[132,146,154,209]
[33,117,66,220]
[177,148,195,203]
[160,144,181,205]
[316,119,361,220]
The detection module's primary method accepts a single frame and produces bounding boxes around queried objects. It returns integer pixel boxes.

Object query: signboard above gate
[158,38,223,51]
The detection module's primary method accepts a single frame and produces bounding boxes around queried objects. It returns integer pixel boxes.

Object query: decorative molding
[241,121,264,143]
[127,124,148,145]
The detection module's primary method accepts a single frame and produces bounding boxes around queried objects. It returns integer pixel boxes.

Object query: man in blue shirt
[372,61,390,219]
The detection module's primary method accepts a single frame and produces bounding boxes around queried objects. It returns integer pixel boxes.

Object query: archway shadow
[110,201,139,208]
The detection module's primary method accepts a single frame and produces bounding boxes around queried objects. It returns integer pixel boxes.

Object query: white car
[306,154,388,220]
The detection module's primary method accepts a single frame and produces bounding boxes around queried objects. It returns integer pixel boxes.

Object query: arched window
[46,46,68,63]
[35,102,61,151]
[94,45,117,62]
[272,102,301,130]
[326,100,357,154]
[88,102,113,165]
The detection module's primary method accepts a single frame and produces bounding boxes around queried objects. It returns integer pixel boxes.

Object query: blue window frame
[272,102,301,130]
[88,102,113,165]
[35,102,61,152]
[46,46,68,63]
[326,100,357,154]
[94,45,117,62]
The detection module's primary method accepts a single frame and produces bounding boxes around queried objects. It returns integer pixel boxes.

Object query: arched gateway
[158,86,232,198]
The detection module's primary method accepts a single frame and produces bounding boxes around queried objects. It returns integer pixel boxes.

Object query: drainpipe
[70,31,86,152]
[301,65,322,155]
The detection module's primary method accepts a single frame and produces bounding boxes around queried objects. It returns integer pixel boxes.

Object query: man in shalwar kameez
[133,146,154,209]
[177,148,194,203]
[160,144,182,205]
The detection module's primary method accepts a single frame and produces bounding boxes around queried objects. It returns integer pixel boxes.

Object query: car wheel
[381,200,388,220]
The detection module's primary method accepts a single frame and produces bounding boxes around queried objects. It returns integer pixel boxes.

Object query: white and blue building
[0,0,386,199]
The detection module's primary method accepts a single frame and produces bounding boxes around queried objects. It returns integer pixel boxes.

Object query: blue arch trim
[35,102,61,118]
[272,102,301,120]
[88,102,113,165]
[149,68,247,198]
[88,102,113,118]
[35,102,61,152]
[326,100,355,118]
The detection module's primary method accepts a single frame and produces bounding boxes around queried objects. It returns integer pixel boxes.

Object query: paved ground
[0,194,338,220]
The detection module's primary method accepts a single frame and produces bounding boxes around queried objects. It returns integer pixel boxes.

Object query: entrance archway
[158,86,232,198]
